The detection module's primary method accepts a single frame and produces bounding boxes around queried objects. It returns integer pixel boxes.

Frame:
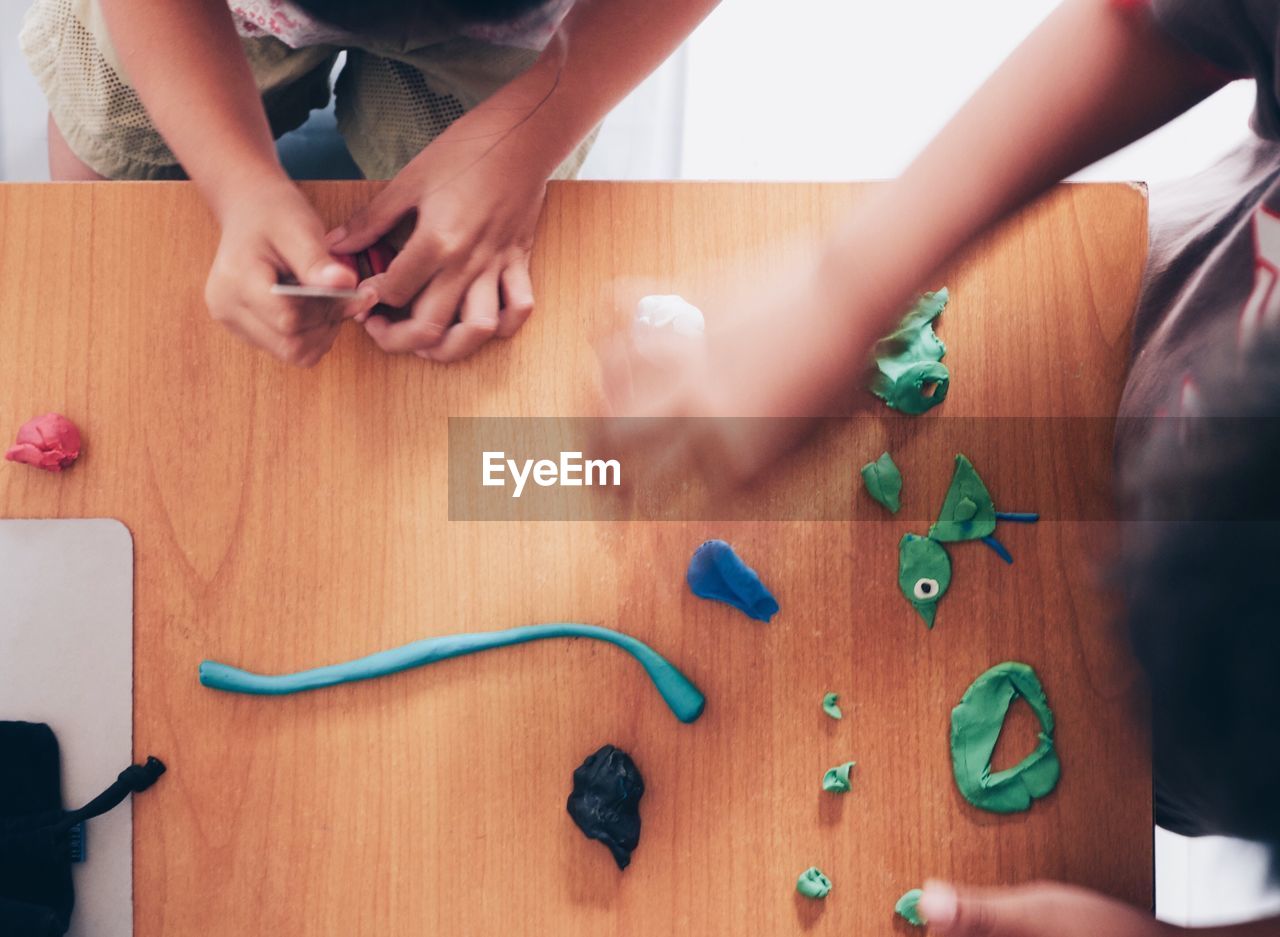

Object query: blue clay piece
[686,540,779,622]
[200,622,706,724]
[981,535,1014,565]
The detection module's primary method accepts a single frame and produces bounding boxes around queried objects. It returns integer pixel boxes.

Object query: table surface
[0,180,1151,935]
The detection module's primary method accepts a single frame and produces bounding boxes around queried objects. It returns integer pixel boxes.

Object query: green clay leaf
[895,888,926,927]
[929,454,997,543]
[796,867,832,900]
[822,761,857,793]
[860,451,903,513]
[897,534,951,630]
[822,692,843,720]
[950,661,1061,814]
[869,289,951,415]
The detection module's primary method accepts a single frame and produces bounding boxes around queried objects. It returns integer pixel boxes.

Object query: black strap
[52,757,166,835]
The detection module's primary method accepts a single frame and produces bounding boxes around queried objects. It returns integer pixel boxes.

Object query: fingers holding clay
[870,288,951,414]
[5,413,82,472]
[796,867,832,900]
[567,745,644,870]
[687,539,780,622]
[861,450,903,513]
[895,888,927,927]
[950,662,1060,814]
[898,534,951,629]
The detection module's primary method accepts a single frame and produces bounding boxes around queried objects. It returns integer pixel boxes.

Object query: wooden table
[0,181,1151,935]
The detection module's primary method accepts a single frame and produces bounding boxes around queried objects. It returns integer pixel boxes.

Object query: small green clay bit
[822,692,843,720]
[796,866,832,900]
[895,888,926,927]
[822,761,856,793]
[870,289,951,414]
[860,451,903,513]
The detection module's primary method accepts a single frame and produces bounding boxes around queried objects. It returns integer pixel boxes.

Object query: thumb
[274,223,357,290]
[920,881,1065,937]
[325,185,412,254]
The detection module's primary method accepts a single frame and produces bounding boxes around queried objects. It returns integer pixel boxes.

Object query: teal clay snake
[201,622,706,724]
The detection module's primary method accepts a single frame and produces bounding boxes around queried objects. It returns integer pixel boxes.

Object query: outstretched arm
[604,0,1230,475]
[813,0,1226,380]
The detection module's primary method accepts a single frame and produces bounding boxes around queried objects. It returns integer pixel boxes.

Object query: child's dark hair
[288,0,549,31]
[1120,326,1280,871]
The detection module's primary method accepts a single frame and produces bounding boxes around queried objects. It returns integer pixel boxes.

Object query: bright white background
[2,0,1278,925]
[0,0,1260,182]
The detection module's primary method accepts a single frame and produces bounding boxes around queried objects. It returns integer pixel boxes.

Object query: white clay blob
[913,578,939,601]
[633,294,706,338]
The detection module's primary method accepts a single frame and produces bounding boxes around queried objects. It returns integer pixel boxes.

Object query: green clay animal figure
[896,454,1038,628]
[929,454,1039,563]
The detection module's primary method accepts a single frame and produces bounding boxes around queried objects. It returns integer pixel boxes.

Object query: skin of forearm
[813,0,1225,379]
[98,0,288,217]
[463,0,721,178]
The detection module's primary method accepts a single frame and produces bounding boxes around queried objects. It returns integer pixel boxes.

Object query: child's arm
[918,879,1279,937]
[603,0,1229,473]
[327,0,720,362]
[99,0,367,366]
[811,0,1226,375]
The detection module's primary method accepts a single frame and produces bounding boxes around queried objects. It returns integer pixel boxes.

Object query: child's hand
[326,123,546,364]
[916,879,1277,937]
[205,182,371,367]
[600,261,876,485]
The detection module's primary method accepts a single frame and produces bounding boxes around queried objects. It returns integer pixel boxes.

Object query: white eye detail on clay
[913,578,940,601]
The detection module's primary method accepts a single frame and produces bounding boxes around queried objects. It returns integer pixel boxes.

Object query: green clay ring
[949,661,1060,813]
[888,361,950,415]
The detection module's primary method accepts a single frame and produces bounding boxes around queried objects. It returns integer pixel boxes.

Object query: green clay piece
[822,761,856,793]
[929,454,997,543]
[897,534,951,629]
[895,888,926,927]
[796,867,832,900]
[870,289,951,414]
[950,661,1061,813]
[861,451,903,513]
[200,622,706,724]
[822,692,843,720]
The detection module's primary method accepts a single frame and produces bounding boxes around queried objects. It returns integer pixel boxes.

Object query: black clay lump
[566,744,645,869]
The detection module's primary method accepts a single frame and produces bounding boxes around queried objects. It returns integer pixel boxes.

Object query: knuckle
[424,228,462,258]
[375,278,414,309]
[410,320,446,347]
[471,316,499,338]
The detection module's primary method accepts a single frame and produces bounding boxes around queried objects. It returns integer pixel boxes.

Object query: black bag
[0,721,165,937]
